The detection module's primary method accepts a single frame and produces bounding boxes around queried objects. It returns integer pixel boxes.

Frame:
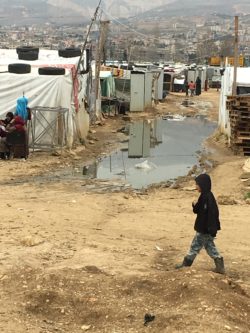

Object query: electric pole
[232,16,239,96]
[74,0,102,81]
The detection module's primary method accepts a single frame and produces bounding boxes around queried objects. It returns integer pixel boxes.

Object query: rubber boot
[214,257,225,274]
[175,256,193,269]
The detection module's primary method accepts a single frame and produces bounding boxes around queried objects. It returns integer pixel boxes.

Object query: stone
[182,186,196,191]
[95,121,104,126]
[20,236,44,247]
[217,195,237,205]
[51,150,61,156]
[224,325,232,331]
[81,325,91,331]
[242,159,250,173]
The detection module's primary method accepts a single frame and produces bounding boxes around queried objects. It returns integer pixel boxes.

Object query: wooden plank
[231,122,250,126]
[231,130,250,135]
[229,109,250,113]
[229,115,250,120]
[230,119,250,125]
[233,148,250,154]
[231,140,250,144]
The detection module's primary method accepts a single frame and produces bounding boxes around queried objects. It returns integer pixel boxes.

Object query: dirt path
[0,90,249,333]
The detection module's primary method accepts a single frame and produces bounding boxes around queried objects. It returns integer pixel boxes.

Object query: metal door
[130,73,145,112]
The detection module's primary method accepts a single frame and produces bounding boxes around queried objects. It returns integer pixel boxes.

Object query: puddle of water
[95,117,216,189]
[3,117,216,191]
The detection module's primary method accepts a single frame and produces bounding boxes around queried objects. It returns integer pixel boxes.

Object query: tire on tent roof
[58,48,81,58]
[38,67,65,75]
[18,51,39,61]
[8,63,31,74]
[16,46,39,54]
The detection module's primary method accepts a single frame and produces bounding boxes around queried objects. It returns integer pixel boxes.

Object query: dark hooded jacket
[192,174,221,237]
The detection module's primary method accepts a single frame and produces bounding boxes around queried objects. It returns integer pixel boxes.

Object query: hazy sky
[0,0,249,23]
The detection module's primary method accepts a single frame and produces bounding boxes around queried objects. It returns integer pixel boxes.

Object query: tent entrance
[30,107,69,152]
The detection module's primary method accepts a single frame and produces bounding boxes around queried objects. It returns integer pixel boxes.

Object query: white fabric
[219,67,250,135]
[174,78,185,84]
[0,48,90,147]
[236,67,250,86]
[100,71,112,78]
[0,49,82,68]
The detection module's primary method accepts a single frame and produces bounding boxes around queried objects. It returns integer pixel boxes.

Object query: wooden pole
[95,20,110,115]
[74,0,102,81]
[232,16,239,96]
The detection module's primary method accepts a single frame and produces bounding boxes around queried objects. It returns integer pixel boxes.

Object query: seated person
[6,116,26,133]
[15,96,29,122]
[0,126,8,159]
[0,112,14,126]
[0,112,14,159]
[6,116,28,159]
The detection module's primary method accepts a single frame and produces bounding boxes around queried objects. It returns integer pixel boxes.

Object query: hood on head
[195,173,211,193]
[17,96,28,107]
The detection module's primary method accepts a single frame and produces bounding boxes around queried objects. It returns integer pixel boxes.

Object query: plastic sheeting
[0,49,90,148]
[174,78,185,85]
[100,71,116,98]
[219,67,250,135]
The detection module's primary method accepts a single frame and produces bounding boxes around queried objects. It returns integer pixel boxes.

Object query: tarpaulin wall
[0,49,90,148]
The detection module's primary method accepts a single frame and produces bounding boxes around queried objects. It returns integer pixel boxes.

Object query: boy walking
[176,173,225,274]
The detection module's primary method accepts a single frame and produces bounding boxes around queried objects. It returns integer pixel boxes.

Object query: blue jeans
[186,232,221,261]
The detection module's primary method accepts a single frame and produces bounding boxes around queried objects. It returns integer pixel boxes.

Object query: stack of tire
[16,46,39,61]
[8,46,40,74]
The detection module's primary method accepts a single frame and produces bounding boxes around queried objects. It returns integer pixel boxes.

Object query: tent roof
[0,48,89,116]
[0,48,83,70]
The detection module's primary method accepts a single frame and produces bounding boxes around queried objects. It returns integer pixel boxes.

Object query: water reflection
[128,118,162,158]
[85,117,216,189]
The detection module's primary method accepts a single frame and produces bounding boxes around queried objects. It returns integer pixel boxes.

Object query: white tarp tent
[0,49,90,148]
[219,67,250,135]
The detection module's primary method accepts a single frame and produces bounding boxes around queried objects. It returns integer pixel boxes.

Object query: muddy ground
[0,90,249,333]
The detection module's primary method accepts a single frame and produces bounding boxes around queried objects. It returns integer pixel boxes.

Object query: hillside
[141,0,250,18]
[0,0,172,25]
[0,0,249,25]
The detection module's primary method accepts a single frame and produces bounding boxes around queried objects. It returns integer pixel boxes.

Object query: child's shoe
[175,256,193,269]
[214,257,225,274]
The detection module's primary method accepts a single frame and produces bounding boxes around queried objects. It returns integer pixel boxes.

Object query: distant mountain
[0,0,173,25]
[139,0,250,18]
[103,0,174,18]
[0,0,249,25]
